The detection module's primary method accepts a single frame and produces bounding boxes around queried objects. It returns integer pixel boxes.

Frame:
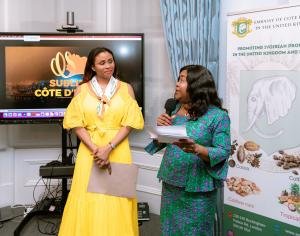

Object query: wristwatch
[109,142,116,149]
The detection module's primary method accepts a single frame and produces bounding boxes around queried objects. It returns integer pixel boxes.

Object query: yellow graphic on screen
[50,51,87,78]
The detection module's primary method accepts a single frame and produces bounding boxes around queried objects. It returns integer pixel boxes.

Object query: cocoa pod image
[228,159,236,168]
[244,141,260,151]
[237,145,246,163]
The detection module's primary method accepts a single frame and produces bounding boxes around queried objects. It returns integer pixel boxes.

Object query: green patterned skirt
[160,182,217,236]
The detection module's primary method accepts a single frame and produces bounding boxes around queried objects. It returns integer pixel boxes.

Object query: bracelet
[109,142,116,149]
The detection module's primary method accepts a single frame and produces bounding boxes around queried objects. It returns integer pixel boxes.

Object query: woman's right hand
[156,113,173,126]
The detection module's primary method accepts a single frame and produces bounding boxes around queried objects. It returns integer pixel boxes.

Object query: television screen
[0,33,144,124]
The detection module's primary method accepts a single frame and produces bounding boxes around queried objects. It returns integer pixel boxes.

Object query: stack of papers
[146,125,188,143]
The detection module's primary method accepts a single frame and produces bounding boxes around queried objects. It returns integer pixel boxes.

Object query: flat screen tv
[0,32,144,124]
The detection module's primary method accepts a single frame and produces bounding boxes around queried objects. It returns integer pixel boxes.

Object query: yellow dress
[58,81,144,236]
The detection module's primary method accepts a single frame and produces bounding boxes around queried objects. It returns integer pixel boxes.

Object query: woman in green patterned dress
[145,65,231,236]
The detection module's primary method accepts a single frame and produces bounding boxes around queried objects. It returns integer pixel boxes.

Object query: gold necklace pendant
[180,105,189,117]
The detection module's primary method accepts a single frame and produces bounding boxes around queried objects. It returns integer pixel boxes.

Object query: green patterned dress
[145,105,231,236]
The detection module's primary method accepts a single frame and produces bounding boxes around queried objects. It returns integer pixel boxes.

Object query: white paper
[146,125,189,143]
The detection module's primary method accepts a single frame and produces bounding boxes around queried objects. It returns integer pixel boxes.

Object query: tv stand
[14,127,77,236]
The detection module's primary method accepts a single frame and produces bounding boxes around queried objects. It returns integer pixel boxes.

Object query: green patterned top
[156,105,231,192]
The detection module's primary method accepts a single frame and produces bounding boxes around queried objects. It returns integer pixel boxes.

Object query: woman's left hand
[173,138,197,153]
[93,145,112,174]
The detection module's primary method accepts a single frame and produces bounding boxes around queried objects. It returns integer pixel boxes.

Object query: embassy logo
[232,18,252,38]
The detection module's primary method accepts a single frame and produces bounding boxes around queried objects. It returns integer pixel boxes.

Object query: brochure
[146,125,188,143]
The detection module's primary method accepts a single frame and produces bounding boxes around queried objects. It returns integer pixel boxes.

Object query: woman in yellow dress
[58,47,144,236]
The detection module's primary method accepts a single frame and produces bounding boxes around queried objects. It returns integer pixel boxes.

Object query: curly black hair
[81,47,119,84]
[179,65,225,120]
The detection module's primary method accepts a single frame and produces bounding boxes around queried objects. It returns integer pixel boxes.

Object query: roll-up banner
[225,5,300,236]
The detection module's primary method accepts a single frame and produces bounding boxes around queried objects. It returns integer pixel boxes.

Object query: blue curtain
[160,0,220,85]
[160,1,222,234]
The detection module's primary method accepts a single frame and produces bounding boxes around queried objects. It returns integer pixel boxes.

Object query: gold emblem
[232,18,252,38]
[50,51,87,78]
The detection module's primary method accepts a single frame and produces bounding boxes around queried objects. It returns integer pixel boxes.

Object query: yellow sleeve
[63,94,87,129]
[121,95,144,130]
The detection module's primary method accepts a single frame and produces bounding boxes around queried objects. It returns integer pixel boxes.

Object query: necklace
[179,105,189,117]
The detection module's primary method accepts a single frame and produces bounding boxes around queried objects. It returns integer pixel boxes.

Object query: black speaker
[137,202,150,221]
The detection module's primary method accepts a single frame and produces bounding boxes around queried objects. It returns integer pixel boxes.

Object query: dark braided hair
[81,47,119,84]
[179,65,225,120]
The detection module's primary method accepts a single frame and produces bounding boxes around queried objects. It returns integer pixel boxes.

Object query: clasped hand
[93,145,112,174]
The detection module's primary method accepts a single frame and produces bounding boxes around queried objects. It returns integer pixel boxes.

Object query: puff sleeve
[63,94,87,130]
[121,95,144,130]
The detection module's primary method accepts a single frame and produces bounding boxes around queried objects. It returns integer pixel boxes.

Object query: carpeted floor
[0,209,161,236]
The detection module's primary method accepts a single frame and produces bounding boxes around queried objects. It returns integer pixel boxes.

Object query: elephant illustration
[245,76,296,138]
